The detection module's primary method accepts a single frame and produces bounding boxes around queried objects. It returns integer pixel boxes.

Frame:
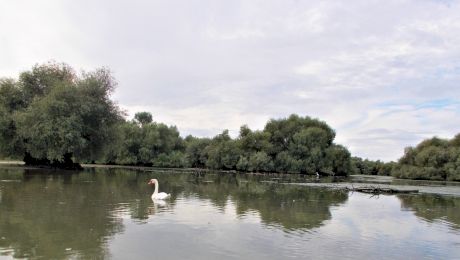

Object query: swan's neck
[153,181,159,195]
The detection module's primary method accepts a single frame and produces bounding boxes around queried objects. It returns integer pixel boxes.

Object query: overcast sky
[1,0,460,161]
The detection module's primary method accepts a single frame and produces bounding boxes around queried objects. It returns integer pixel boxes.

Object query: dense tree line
[0,63,352,175]
[391,135,460,181]
[102,113,187,167]
[351,135,460,181]
[351,157,395,176]
[100,113,352,176]
[3,62,459,180]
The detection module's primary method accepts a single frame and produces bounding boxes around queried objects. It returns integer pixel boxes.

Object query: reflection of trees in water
[235,184,347,230]
[0,170,122,259]
[0,168,175,259]
[398,194,460,229]
[0,168,348,258]
[182,174,348,231]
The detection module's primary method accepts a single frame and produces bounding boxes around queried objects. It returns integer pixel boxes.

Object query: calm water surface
[0,167,459,259]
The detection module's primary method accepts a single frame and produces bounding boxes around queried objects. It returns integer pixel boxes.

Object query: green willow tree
[134,111,153,126]
[191,114,353,175]
[392,135,460,181]
[0,63,122,168]
[351,157,395,176]
[204,130,241,170]
[184,135,211,168]
[103,112,186,167]
[261,115,351,175]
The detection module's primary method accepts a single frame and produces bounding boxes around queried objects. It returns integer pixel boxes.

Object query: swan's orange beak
[148,180,153,185]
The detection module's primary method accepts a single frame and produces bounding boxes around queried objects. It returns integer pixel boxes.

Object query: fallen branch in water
[345,185,418,194]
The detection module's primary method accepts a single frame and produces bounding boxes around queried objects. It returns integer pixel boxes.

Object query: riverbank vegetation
[352,135,460,181]
[391,135,460,181]
[1,62,459,180]
[351,157,396,176]
[102,112,352,176]
[0,62,122,169]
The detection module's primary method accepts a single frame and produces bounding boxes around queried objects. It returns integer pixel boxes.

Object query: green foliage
[15,84,87,160]
[204,130,241,170]
[451,134,460,147]
[198,115,349,175]
[236,156,250,171]
[264,114,335,156]
[392,136,460,181]
[248,152,273,172]
[19,62,76,106]
[274,151,300,173]
[103,118,186,166]
[98,112,352,175]
[0,79,26,158]
[351,157,395,176]
[324,145,352,176]
[134,112,153,126]
[0,78,24,112]
[181,115,352,175]
[152,151,188,168]
[0,62,355,175]
[238,126,272,155]
[184,136,211,167]
[0,63,121,166]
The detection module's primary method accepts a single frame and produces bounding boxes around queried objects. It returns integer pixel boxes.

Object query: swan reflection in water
[148,197,170,216]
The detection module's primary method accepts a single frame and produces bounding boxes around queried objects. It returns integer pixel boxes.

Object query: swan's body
[148,179,170,200]
[153,192,170,200]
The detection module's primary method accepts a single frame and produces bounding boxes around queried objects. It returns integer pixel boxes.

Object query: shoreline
[0,161,24,165]
[1,161,460,184]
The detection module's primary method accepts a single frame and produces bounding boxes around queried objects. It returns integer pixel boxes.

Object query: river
[0,166,459,259]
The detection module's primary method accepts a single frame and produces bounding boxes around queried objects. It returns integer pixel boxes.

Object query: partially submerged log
[346,186,418,194]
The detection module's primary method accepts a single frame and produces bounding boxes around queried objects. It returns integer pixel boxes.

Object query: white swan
[148,179,170,200]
